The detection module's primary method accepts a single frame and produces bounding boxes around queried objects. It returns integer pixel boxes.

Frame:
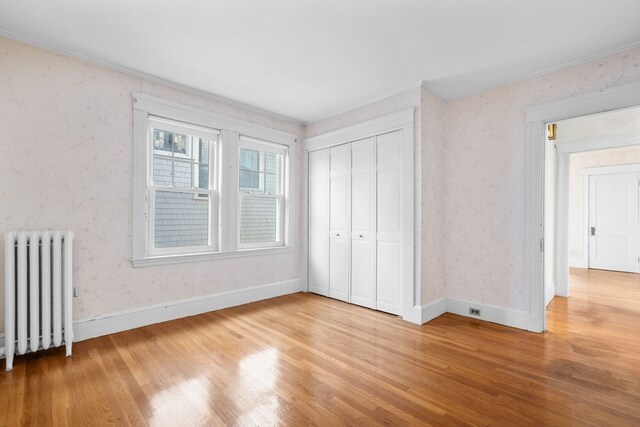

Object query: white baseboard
[545,282,556,306]
[418,297,447,323]
[445,298,534,331]
[569,258,588,268]
[73,278,303,342]
[417,297,537,332]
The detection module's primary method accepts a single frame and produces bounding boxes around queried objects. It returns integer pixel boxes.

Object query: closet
[308,130,402,315]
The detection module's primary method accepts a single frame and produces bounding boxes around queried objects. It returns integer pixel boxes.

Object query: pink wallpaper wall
[444,47,640,311]
[2,35,638,332]
[0,37,304,331]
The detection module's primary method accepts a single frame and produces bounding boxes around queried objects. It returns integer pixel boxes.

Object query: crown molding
[0,31,304,128]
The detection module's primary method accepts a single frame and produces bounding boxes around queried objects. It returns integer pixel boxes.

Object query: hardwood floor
[1,269,639,426]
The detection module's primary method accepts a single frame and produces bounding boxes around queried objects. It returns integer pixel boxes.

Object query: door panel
[330,175,349,231]
[309,236,329,295]
[350,138,375,308]
[329,238,349,302]
[376,241,401,315]
[588,172,639,273]
[351,239,373,307]
[376,131,402,315]
[308,149,330,296]
[329,145,351,302]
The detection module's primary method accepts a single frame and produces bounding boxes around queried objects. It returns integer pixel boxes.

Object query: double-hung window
[148,117,219,255]
[238,137,287,248]
[132,93,295,266]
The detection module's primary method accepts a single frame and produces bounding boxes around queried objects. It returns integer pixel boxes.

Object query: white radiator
[3,231,74,371]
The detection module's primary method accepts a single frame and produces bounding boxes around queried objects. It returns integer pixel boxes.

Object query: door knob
[336,233,340,237]
[359,234,363,238]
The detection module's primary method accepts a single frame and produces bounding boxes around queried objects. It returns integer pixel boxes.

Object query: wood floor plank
[1,268,639,426]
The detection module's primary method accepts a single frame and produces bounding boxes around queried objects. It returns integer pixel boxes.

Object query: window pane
[196,164,209,190]
[172,159,193,188]
[154,190,209,248]
[193,137,209,164]
[172,132,188,155]
[153,156,172,186]
[239,170,252,190]
[239,149,258,170]
[240,196,278,244]
[265,153,278,174]
[153,129,172,152]
[265,173,278,194]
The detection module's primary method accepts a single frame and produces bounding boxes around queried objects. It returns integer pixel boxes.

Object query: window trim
[147,117,219,256]
[131,93,297,267]
[237,139,288,250]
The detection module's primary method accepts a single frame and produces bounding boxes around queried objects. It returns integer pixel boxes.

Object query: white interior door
[376,131,402,315]
[329,144,351,302]
[350,137,376,308]
[588,172,639,273]
[308,149,330,296]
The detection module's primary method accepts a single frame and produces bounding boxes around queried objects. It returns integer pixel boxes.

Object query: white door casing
[588,170,639,273]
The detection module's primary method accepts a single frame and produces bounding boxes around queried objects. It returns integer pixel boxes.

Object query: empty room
[0,1,639,426]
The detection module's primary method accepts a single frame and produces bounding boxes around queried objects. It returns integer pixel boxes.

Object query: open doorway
[544,107,640,327]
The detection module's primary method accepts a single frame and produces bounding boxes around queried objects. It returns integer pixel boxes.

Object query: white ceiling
[1,1,639,123]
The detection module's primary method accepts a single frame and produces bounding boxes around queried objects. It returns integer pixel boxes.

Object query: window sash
[148,187,218,256]
[147,119,219,256]
[237,193,286,249]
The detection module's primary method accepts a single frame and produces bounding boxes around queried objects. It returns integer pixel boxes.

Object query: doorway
[545,108,640,316]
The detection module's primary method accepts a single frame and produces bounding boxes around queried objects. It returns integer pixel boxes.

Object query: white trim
[134,93,296,145]
[556,134,640,154]
[311,82,426,124]
[527,82,640,332]
[303,109,417,323]
[545,283,556,306]
[73,279,303,342]
[555,136,640,296]
[0,31,303,127]
[132,93,297,266]
[525,82,640,123]
[304,109,414,152]
[415,297,537,331]
[418,297,447,323]
[131,245,296,267]
[445,298,533,331]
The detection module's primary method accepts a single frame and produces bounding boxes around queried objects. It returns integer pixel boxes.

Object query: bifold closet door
[308,149,330,296]
[329,144,351,302]
[350,137,376,308]
[376,131,402,315]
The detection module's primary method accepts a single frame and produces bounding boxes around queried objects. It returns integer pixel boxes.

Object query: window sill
[131,245,295,268]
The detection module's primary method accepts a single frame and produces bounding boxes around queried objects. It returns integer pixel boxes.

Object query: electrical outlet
[469,307,481,316]
[73,287,80,298]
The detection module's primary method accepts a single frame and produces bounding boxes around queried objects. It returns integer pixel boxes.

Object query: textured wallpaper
[0,37,304,331]
[444,47,640,311]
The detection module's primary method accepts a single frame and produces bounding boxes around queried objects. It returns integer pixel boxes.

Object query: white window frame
[131,93,297,267]
[147,116,220,257]
[237,137,288,249]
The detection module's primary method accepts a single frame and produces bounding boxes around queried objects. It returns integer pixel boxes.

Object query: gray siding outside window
[153,157,209,248]
[240,196,277,244]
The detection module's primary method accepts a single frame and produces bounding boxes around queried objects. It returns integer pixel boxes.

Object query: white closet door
[376,131,402,315]
[329,144,351,302]
[350,137,376,308]
[308,149,330,296]
[588,172,639,273]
